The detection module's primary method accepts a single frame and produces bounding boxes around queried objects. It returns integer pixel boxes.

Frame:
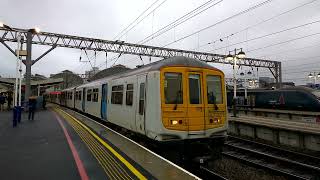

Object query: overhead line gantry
[0,26,282,100]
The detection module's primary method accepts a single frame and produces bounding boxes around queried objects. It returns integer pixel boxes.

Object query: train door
[101,84,108,120]
[135,75,146,135]
[187,72,205,134]
[82,88,86,112]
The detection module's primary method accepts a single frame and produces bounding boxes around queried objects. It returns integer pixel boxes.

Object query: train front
[159,63,228,143]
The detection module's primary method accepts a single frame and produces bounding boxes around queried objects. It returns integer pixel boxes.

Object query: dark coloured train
[227,86,320,112]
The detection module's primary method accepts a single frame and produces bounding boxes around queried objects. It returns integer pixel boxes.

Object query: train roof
[76,56,223,88]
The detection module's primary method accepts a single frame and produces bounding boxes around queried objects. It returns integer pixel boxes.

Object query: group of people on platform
[0,92,13,111]
[0,92,46,121]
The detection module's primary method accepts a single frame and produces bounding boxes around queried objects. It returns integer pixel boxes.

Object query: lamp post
[308,72,320,84]
[240,70,252,105]
[226,48,246,117]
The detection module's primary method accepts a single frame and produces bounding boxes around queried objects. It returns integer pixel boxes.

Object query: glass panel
[139,83,145,115]
[87,89,92,101]
[111,85,123,104]
[207,75,223,104]
[164,73,183,104]
[126,84,133,106]
[127,84,133,90]
[189,74,201,104]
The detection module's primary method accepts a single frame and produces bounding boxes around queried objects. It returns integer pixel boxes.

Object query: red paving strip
[53,111,89,180]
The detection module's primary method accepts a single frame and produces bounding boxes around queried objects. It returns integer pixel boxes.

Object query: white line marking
[68,108,201,180]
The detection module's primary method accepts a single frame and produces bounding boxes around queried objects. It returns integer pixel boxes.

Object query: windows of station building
[93,88,99,102]
[87,89,92,101]
[126,84,133,106]
[111,85,123,104]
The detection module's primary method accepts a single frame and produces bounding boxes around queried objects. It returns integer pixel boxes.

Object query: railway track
[197,165,228,180]
[223,136,320,180]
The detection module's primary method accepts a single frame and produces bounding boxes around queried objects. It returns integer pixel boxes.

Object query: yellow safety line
[55,108,147,180]
[66,114,132,180]
[55,108,132,180]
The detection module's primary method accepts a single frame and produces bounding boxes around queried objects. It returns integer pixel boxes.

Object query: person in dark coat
[28,96,37,120]
[42,96,46,110]
[0,93,5,111]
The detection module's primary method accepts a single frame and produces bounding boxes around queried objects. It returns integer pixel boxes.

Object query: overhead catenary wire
[95,0,168,69]
[138,0,223,45]
[115,0,168,41]
[113,0,162,40]
[197,0,318,51]
[210,19,320,52]
[161,0,275,47]
[247,32,320,53]
[255,43,320,59]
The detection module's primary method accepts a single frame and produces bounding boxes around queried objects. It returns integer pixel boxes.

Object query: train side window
[126,84,134,106]
[207,75,223,104]
[111,85,124,104]
[164,73,183,104]
[75,91,78,100]
[79,91,82,101]
[87,89,92,101]
[189,74,201,104]
[93,88,99,102]
[139,83,145,115]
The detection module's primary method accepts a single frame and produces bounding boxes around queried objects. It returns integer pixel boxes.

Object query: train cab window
[87,89,92,101]
[139,83,145,115]
[93,89,99,102]
[126,84,134,106]
[189,74,201,104]
[207,75,223,104]
[111,85,124,104]
[164,73,183,104]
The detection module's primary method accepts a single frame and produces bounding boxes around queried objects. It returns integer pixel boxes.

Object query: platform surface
[0,105,199,180]
[229,115,320,135]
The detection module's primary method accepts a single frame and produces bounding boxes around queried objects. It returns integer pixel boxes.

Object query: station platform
[229,115,320,135]
[0,105,199,180]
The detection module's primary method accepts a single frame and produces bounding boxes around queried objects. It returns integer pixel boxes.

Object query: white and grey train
[48,56,228,145]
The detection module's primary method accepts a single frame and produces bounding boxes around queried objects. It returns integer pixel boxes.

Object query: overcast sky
[1,0,320,85]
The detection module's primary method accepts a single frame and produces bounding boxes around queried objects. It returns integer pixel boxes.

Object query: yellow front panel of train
[160,67,227,131]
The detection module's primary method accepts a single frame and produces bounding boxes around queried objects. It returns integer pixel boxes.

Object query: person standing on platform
[42,95,46,110]
[0,93,5,111]
[7,93,13,110]
[28,96,37,120]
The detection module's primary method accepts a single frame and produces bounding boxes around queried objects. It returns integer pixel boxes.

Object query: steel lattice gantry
[0,27,282,100]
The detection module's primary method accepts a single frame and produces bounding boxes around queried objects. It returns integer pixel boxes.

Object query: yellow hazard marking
[55,108,131,180]
[54,107,147,180]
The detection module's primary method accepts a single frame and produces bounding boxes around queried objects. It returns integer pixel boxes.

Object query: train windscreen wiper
[174,77,182,110]
[213,95,218,111]
[209,92,218,110]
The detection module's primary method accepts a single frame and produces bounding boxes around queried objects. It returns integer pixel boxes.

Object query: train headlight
[214,118,220,124]
[170,120,178,125]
